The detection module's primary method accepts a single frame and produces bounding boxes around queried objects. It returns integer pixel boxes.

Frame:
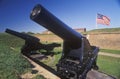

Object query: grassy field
[40,48,62,70]
[0,33,120,79]
[97,55,120,79]
[0,33,32,79]
[100,49,120,55]
[87,27,120,33]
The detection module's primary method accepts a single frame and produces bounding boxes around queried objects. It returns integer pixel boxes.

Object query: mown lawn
[40,47,62,70]
[100,49,120,55]
[97,55,120,79]
[0,33,32,79]
[88,27,120,33]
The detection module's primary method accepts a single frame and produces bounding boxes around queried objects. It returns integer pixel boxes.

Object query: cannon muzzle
[5,28,40,42]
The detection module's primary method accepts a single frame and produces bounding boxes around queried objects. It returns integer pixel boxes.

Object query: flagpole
[96,13,98,29]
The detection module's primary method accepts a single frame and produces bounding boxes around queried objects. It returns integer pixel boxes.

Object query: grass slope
[87,27,120,33]
[97,55,120,79]
[0,33,31,79]
[100,49,120,55]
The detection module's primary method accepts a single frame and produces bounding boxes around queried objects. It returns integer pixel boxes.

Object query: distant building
[42,28,86,34]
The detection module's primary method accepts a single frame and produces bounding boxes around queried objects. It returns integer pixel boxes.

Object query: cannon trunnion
[30,4,99,79]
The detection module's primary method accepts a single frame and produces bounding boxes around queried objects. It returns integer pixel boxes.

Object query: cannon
[30,4,99,79]
[5,28,61,54]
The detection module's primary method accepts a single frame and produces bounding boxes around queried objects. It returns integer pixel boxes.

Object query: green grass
[40,48,62,69]
[97,55,120,79]
[100,49,120,55]
[0,33,31,79]
[1,33,120,79]
[87,27,120,33]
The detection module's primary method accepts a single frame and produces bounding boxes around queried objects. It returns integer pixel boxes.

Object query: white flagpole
[96,13,98,29]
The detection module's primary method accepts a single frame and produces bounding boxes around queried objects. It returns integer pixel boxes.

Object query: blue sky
[0,0,120,33]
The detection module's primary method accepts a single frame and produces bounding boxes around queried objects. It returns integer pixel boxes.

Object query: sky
[0,0,120,33]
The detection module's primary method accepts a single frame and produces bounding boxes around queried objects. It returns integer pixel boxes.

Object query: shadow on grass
[23,53,62,78]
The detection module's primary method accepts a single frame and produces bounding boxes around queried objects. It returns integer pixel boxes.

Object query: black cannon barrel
[5,29,40,42]
[30,4,83,43]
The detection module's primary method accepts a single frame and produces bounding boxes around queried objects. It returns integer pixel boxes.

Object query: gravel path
[99,52,120,58]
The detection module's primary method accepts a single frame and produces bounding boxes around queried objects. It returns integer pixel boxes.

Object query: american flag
[97,13,110,26]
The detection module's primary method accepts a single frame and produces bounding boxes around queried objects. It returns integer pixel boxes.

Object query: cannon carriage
[30,4,99,79]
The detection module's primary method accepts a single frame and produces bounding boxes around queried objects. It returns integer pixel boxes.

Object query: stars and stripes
[97,13,110,26]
